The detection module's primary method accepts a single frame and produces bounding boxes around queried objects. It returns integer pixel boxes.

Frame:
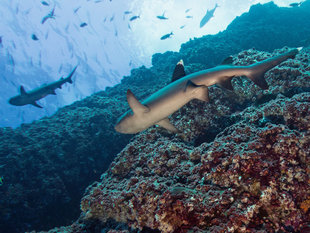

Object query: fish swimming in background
[186,15,193,19]
[180,25,185,29]
[41,7,55,24]
[41,1,49,6]
[289,2,302,7]
[110,14,115,22]
[130,15,140,21]
[185,8,191,13]
[9,66,77,108]
[74,6,81,13]
[160,32,173,40]
[31,34,39,40]
[124,11,132,15]
[200,3,218,28]
[0,36,2,46]
[114,49,300,134]
[157,12,168,20]
[80,22,88,27]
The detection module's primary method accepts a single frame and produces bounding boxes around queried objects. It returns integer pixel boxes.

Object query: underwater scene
[0,0,310,232]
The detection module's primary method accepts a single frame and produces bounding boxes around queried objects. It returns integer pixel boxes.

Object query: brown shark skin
[115,49,299,134]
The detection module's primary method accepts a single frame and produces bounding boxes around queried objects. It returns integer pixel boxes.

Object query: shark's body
[9,66,77,108]
[115,49,299,134]
[200,4,218,28]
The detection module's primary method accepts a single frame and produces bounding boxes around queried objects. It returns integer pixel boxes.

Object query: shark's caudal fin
[248,48,299,90]
[65,66,78,84]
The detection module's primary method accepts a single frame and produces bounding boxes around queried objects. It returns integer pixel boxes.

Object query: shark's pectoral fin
[195,86,210,102]
[156,118,180,133]
[31,102,43,108]
[218,77,234,91]
[127,89,150,115]
[171,59,186,82]
[184,80,202,92]
[184,80,210,102]
[20,86,27,95]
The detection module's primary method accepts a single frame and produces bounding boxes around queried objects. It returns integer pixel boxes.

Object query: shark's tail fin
[248,48,299,89]
[66,66,78,84]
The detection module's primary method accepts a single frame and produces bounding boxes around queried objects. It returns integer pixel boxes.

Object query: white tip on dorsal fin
[171,59,186,82]
[177,59,184,66]
[126,89,149,115]
[20,86,27,95]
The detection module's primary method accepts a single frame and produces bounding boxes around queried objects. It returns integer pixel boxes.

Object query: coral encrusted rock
[79,48,310,232]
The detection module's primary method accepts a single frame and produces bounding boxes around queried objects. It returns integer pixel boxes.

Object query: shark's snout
[8,97,20,106]
[114,123,121,133]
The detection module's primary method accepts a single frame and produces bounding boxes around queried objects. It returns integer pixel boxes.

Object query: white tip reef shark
[114,48,300,134]
[9,66,77,108]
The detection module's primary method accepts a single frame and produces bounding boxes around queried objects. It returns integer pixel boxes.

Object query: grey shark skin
[115,49,299,134]
[9,66,77,108]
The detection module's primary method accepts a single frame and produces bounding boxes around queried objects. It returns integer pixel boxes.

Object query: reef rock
[79,47,310,233]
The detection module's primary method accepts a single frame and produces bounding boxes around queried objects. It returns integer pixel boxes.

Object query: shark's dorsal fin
[171,59,186,82]
[127,89,149,115]
[31,102,43,108]
[156,118,180,133]
[20,86,27,95]
[218,76,234,90]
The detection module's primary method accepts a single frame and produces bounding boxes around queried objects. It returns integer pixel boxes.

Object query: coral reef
[1,2,310,233]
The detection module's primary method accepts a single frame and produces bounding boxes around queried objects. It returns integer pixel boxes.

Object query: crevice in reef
[194,114,242,147]
[254,88,310,106]
[141,227,161,233]
[255,115,286,127]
